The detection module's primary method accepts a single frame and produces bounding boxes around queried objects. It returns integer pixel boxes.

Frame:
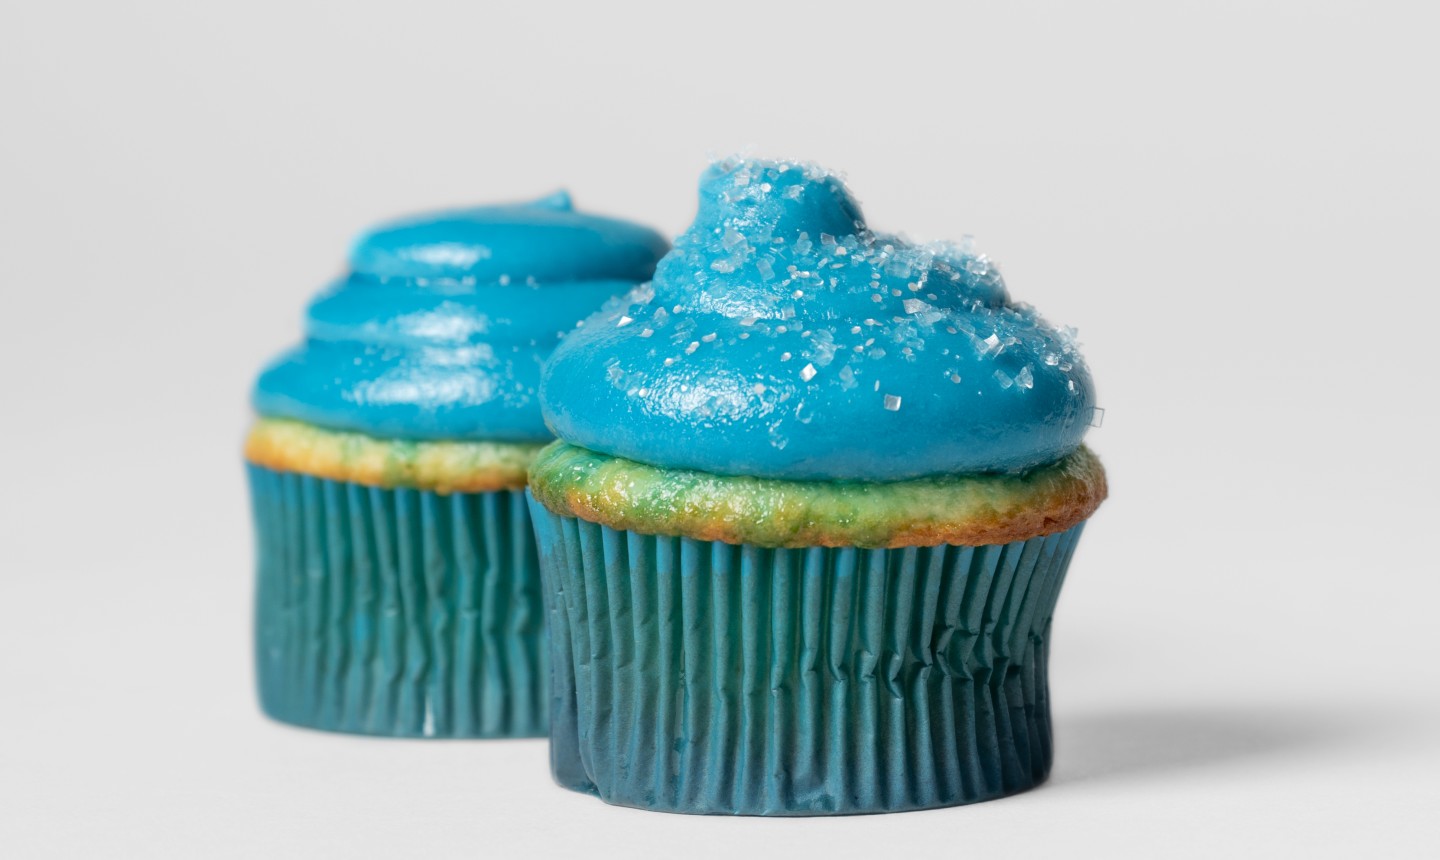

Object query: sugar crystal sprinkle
[800,363,817,381]
[1015,366,1034,390]
[883,394,902,411]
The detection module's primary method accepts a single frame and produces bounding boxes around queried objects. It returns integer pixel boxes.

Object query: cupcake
[246,192,668,737]
[528,160,1106,813]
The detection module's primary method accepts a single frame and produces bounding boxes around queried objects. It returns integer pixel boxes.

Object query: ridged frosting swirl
[541,160,1097,480]
[253,193,669,441]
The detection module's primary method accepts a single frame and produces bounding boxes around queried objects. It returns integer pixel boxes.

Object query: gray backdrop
[2,1,1436,857]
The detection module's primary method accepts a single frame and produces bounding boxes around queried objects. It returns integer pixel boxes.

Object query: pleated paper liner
[530,493,1085,815]
[249,465,547,737]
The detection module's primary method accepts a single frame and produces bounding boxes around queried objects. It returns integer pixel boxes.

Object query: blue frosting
[541,159,1097,480]
[254,193,669,441]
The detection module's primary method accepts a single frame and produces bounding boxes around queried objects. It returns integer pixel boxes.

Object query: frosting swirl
[254,193,668,441]
[541,160,1097,480]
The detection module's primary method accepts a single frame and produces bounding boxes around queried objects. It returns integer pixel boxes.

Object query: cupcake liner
[249,465,547,737]
[529,493,1085,815]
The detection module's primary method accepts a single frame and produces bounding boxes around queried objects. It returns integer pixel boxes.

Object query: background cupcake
[529,159,1106,813]
[247,193,668,737]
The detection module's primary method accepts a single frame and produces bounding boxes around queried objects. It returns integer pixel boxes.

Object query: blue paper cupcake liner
[249,465,547,737]
[528,493,1085,815]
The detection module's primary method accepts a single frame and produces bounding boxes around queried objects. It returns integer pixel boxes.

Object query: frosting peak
[348,192,665,284]
[690,161,864,249]
[254,194,668,441]
[540,159,1097,480]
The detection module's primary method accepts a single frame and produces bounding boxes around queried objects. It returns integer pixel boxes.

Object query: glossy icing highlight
[541,159,1096,480]
[254,194,669,441]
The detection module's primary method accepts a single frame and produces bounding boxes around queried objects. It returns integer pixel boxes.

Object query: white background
[2,1,1438,857]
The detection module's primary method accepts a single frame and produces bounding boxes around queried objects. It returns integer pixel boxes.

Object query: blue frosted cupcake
[247,193,667,737]
[528,160,1107,813]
